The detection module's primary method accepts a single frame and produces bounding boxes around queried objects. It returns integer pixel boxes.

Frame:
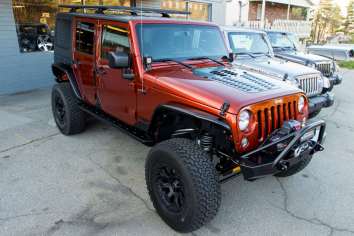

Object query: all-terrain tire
[51,83,86,135]
[308,110,321,119]
[275,156,312,177]
[145,138,221,233]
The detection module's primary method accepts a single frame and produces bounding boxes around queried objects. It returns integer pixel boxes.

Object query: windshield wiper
[284,46,298,51]
[238,52,256,58]
[152,58,194,68]
[187,57,225,66]
[253,52,272,58]
[272,46,286,51]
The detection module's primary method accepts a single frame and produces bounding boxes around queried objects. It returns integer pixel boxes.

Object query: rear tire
[51,83,86,135]
[275,156,312,177]
[145,138,221,233]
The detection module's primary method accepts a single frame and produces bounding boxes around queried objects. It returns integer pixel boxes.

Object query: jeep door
[95,21,136,126]
[72,18,97,105]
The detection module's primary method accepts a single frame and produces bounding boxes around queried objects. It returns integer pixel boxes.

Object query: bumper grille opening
[264,108,269,137]
[258,100,297,141]
[258,110,262,140]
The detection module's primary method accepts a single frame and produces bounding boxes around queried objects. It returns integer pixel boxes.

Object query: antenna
[141,1,146,95]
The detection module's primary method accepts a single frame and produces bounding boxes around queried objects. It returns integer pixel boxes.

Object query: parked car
[221,26,333,118]
[15,22,54,52]
[324,43,354,54]
[307,45,352,62]
[264,30,343,92]
[51,5,327,233]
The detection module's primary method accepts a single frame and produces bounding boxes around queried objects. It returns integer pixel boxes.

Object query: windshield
[267,32,298,50]
[227,32,272,55]
[135,24,229,61]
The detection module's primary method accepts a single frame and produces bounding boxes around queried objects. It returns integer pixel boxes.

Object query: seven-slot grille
[257,101,297,140]
[316,62,332,76]
[296,74,321,97]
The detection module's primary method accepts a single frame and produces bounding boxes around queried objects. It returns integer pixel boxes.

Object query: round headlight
[311,63,316,69]
[298,96,305,112]
[239,110,250,131]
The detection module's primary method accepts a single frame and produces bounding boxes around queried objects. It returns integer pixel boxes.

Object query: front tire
[51,83,86,135]
[145,138,221,233]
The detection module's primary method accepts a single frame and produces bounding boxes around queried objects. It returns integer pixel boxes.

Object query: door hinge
[129,83,136,92]
[129,110,137,119]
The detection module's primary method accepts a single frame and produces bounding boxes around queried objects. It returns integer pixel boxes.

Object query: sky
[334,0,350,16]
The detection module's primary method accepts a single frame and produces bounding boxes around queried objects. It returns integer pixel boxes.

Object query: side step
[77,103,155,147]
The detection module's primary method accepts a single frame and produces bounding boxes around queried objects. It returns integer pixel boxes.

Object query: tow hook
[278,162,288,171]
[294,142,309,157]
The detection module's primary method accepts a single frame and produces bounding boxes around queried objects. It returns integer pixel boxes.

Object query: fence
[245,19,312,39]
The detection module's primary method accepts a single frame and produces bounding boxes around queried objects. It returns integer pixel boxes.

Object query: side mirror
[108,52,134,80]
[229,52,237,62]
[108,52,131,69]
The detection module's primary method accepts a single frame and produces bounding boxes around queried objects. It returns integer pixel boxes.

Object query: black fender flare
[147,104,233,146]
[52,63,83,100]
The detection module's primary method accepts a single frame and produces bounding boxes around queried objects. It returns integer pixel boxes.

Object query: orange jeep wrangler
[51,5,326,232]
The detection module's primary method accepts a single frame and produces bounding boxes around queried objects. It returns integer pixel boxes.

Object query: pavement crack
[0,133,61,154]
[275,178,354,234]
[0,212,59,221]
[87,155,156,214]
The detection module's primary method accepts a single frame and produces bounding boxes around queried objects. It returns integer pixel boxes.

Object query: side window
[101,24,130,60]
[257,4,262,20]
[75,21,95,55]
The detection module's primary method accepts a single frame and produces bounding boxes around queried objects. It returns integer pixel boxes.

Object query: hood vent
[192,67,279,93]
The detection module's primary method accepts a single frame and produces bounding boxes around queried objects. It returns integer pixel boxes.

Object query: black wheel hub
[54,96,66,124]
[155,164,185,213]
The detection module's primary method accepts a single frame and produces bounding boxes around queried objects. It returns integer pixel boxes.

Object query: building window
[101,25,130,60]
[161,1,211,22]
[11,0,131,53]
[257,4,262,20]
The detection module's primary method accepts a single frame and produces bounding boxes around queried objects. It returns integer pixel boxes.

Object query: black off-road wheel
[51,83,86,135]
[308,109,321,119]
[275,156,312,177]
[145,138,221,233]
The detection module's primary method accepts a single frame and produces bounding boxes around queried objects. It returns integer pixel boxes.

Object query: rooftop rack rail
[58,5,192,17]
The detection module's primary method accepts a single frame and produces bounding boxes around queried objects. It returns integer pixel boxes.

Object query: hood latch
[219,100,230,116]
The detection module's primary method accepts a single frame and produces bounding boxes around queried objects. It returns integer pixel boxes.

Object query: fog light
[302,117,307,128]
[241,138,248,147]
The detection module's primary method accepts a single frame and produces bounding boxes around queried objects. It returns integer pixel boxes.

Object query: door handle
[94,67,106,74]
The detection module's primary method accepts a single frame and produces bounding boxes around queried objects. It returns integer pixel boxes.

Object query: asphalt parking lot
[1,68,354,236]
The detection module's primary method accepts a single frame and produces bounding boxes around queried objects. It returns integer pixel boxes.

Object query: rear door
[72,18,97,105]
[95,21,137,126]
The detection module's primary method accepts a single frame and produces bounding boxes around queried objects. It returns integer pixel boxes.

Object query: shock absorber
[200,134,214,152]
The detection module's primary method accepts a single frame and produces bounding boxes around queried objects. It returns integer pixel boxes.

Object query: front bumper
[326,75,343,86]
[238,120,326,181]
[308,92,334,114]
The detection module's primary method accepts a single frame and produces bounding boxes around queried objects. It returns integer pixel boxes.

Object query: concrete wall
[225,0,249,26]
[0,0,55,96]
